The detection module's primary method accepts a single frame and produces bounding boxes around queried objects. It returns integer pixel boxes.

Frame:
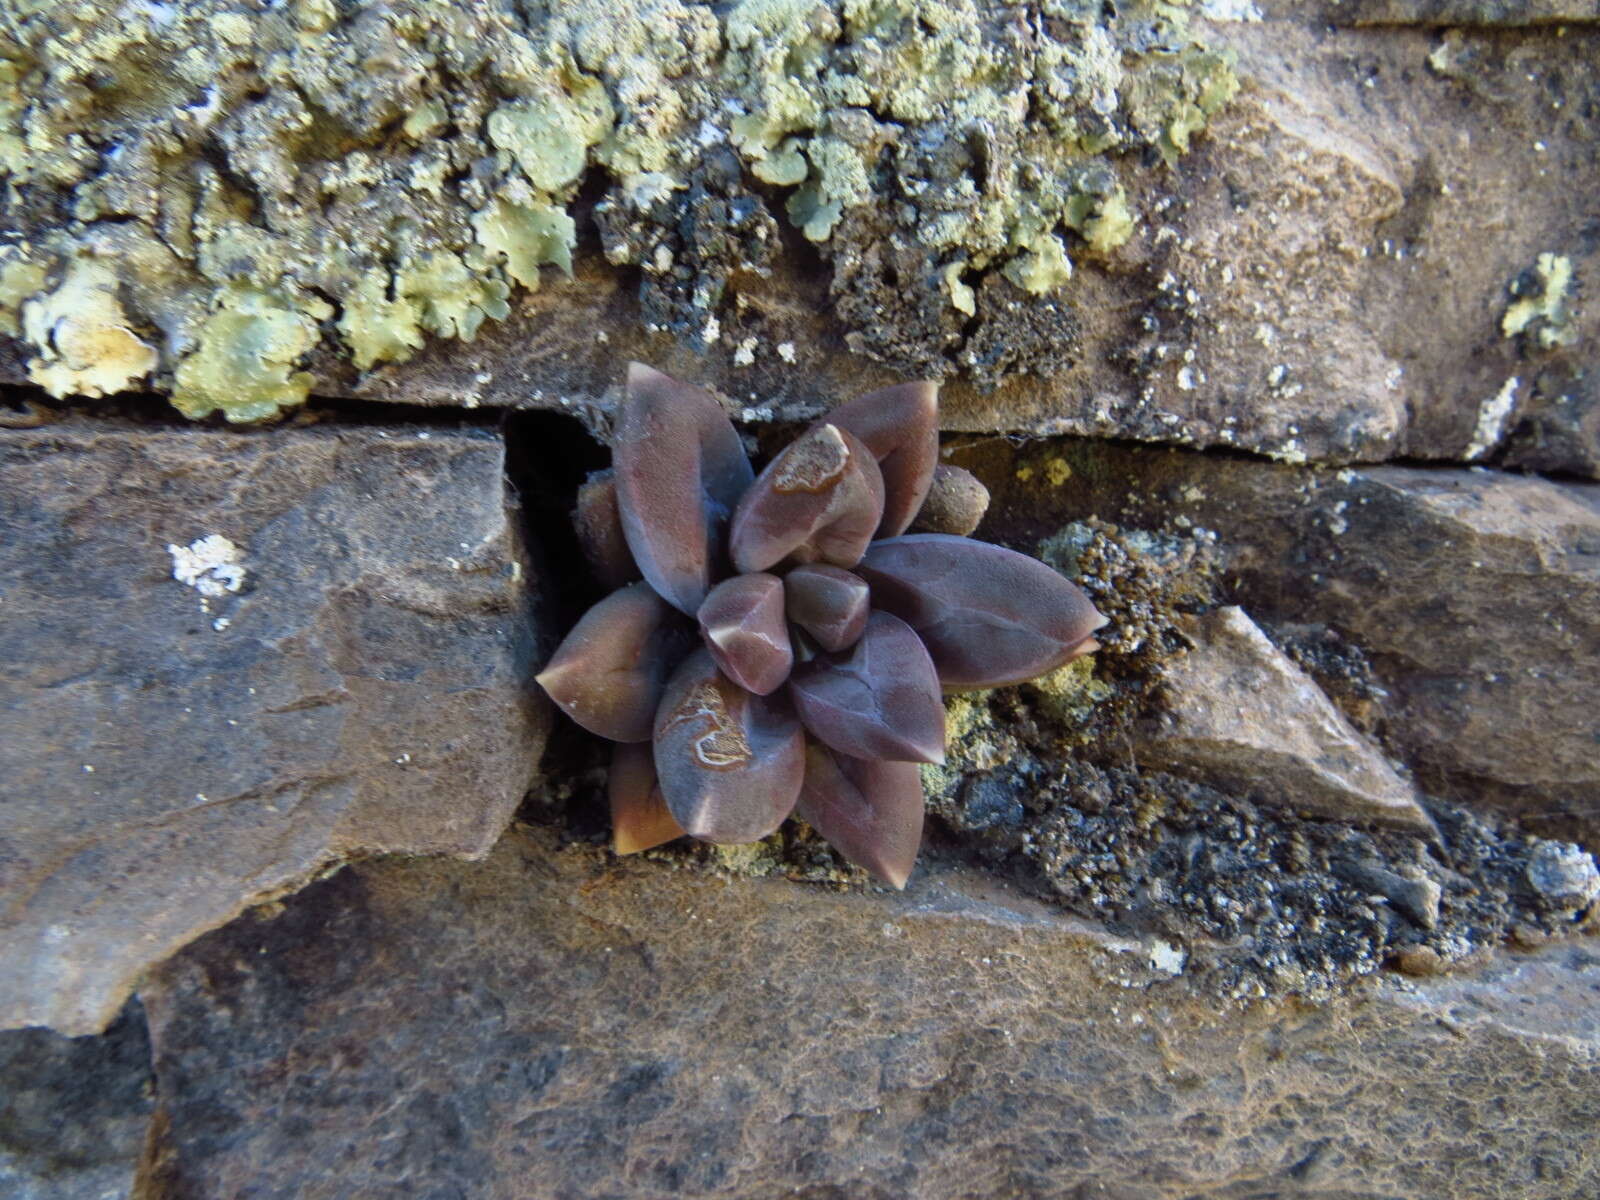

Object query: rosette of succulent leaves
[538,365,1106,888]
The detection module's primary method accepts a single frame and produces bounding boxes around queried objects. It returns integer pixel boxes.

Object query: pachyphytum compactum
[537,364,1107,888]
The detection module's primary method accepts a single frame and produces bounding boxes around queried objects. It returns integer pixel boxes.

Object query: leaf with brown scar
[652,649,806,843]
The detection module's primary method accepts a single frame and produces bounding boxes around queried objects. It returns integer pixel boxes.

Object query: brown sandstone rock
[0,423,547,1035]
[138,824,1600,1199]
[1137,606,1433,832]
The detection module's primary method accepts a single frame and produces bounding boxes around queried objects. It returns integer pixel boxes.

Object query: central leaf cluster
[537,365,1106,887]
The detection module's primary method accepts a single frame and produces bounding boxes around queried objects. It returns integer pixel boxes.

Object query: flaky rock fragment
[1137,607,1434,832]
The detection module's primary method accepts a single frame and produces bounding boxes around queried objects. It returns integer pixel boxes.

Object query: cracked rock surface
[0,422,546,1034]
[134,823,1600,1199]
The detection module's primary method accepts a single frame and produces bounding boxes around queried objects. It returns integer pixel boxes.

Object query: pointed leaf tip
[798,746,925,889]
[614,366,753,614]
[784,563,871,652]
[652,649,805,843]
[697,573,793,695]
[789,611,946,764]
[857,534,1106,690]
[536,583,695,742]
[609,743,685,855]
[818,380,939,537]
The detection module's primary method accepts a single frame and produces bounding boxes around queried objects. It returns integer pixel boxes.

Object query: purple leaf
[784,563,870,653]
[613,363,754,614]
[696,573,793,696]
[729,423,885,573]
[817,381,939,537]
[788,611,945,764]
[608,743,684,855]
[857,534,1107,690]
[535,583,695,742]
[797,745,925,890]
[653,649,805,843]
[574,469,641,589]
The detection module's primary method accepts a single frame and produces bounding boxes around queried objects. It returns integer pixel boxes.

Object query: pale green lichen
[0,0,1235,416]
[172,287,329,422]
[472,198,576,290]
[721,0,1237,315]
[1503,252,1578,349]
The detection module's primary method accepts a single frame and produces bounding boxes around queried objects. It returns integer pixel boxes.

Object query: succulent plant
[537,365,1107,887]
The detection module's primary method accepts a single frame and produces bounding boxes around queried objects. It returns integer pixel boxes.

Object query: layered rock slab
[140,825,1600,1199]
[0,422,546,1035]
[962,439,1600,836]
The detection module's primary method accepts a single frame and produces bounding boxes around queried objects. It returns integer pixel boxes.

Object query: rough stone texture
[139,824,1600,1199]
[0,1000,153,1200]
[953,438,1600,837]
[1137,606,1433,831]
[0,422,547,1035]
[1,7,1596,475]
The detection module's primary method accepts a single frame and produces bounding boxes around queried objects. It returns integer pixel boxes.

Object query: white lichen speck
[168,534,247,599]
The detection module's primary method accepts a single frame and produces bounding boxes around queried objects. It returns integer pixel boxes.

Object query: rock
[1333,857,1444,929]
[0,422,547,1035]
[966,439,1600,835]
[910,464,991,537]
[1135,607,1433,832]
[1525,840,1600,911]
[138,825,1600,1199]
[0,1000,153,1200]
[0,12,1596,476]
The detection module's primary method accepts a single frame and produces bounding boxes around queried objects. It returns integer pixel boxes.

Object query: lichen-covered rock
[0,423,547,1035]
[137,824,1600,1198]
[1136,606,1433,831]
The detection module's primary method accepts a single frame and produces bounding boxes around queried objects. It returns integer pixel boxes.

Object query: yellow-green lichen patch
[1503,252,1578,349]
[397,252,511,344]
[172,287,328,422]
[22,258,159,398]
[487,71,613,194]
[472,198,576,290]
[339,269,424,371]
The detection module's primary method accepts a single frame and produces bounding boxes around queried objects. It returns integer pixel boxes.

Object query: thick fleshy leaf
[609,743,684,855]
[535,583,695,742]
[729,424,885,573]
[614,363,754,613]
[696,573,793,695]
[788,611,945,764]
[816,381,939,537]
[784,563,870,652]
[857,534,1107,690]
[653,648,805,843]
[573,469,640,589]
[797,745,925,889]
